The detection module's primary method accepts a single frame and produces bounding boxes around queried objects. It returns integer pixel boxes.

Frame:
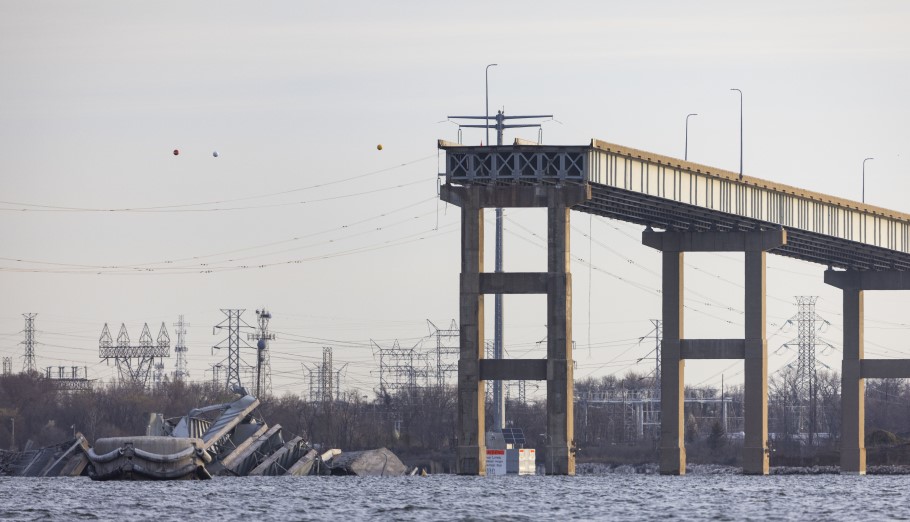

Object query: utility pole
[21,313,38,374]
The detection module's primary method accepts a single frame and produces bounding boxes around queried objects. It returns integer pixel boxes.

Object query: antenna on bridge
[446,111,554,147]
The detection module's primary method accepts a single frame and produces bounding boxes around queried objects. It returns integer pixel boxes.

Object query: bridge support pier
[442,183,590,476]
[824,269,910,475]
[644,228,785,475]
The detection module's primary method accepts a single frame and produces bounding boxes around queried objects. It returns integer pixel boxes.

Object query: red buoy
[173,149,180,156]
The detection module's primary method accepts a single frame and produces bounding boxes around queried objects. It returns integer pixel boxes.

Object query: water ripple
[1,474,907,521]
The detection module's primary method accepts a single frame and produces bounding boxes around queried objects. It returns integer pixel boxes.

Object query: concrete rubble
[1,392,411,480]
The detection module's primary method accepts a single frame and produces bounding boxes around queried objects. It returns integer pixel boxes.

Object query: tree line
[2,369,910,468]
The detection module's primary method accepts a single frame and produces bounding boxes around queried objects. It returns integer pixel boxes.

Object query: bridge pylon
[441,182,591,476]
[824,269,910,475]
[643,228,786,475]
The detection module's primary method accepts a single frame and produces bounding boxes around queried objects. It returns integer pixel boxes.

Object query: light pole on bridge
[730,88,743,180]
[485,64,498,147]
[685,113,697,161]
[863,157,874,203]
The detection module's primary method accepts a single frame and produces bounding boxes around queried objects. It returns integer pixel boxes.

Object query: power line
[0,154,435,213]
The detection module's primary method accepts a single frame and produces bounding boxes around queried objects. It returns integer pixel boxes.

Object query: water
[1,473,908,521]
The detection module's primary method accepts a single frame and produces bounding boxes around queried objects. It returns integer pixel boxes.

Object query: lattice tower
[99,322,170,387]
[306,348,346,403]
[428,319,459,387]
[213,309,255,392]
[374,339,426,395]
[321,346,333,402]
[173,315,190,381]
[781,296,831,436]
[2,357,11,375]
[650,319,662,400]
[21,313,38,374]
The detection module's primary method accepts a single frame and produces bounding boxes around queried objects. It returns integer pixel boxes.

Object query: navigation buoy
[377,144,383,151]
[173,149,180,156]
[213,151,219,158]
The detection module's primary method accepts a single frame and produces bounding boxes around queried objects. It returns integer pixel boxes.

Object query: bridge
[439,138,910,476]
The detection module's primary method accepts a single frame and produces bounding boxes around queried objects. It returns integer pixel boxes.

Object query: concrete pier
[644,228,785,475]
[441,183,590,475]
[824,269,910,475]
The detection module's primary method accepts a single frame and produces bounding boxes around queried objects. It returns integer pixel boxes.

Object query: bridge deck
[439,139,910,271]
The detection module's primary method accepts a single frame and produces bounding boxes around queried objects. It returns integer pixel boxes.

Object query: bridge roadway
[442,138,910,270]
[439,138,910,477]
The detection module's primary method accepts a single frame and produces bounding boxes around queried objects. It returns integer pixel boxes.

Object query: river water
[1,473,907,521]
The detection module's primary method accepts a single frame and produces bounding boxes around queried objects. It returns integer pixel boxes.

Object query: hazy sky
[2,1,909,400]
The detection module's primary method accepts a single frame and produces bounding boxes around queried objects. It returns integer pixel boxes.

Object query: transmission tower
[212,309,255,392]
[247,309,276,397]
[428,319,458,387]
[99,322,170,387]
[2,357,12,375]
[21,313,38,374]
[321,346,332,402]
[647,319,661,399]
[173,315,190,381]
[305,347,346,403]
[781,296,832,440]
[374,339,427,395]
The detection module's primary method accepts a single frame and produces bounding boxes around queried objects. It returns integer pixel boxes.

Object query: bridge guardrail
[440,139,910,256]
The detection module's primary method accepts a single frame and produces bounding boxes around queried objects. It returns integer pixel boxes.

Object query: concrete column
[546,203,575,475]
[841,287,865,474]
[456,204,486,475]
[742,250,769,475]
[660,250,685,475]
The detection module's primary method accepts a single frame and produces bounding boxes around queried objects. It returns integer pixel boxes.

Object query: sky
[2,1,910,402]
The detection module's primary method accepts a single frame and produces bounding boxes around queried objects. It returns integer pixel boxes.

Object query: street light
[485,64,498,146]
[863,157,874,203]
[730,89,743,179]
[685,113,698,161]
